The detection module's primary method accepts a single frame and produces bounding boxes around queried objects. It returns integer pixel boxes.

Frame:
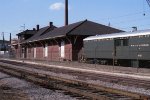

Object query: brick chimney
[36,25,39,31]
[49,22,53,27]
[33,28,36,31]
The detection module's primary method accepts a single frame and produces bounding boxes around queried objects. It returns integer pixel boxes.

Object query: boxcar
[83,30,150,68]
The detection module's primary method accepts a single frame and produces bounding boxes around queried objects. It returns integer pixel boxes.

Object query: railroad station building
[14,20,123,61]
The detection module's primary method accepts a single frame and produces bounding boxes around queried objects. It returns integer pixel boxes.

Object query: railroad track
[1,60,150,89]
[0,60,150,100]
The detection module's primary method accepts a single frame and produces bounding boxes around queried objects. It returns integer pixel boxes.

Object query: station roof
[21,19,123,43]
[83,29,150,41]
[17,30,37,36]
[36,20,123,41]
[22,25,56,43]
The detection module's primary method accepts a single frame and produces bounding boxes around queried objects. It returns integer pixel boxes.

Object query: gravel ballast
[0,72,77,100]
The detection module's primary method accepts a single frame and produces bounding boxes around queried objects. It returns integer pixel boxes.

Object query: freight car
[83,30,150,68]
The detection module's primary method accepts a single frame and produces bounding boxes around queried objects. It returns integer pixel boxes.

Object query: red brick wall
[27,47,33,59]
[13,45,20,59]
[47,43,72,61]
[65,43,72,61]
[16,48,20,58]
[36,47,43,60]
[48,44,59,61]
[20,42,74,61]
[47,45,53,61]
[16,36,84,61]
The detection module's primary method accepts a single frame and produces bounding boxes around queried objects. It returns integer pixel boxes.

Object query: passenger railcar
[83,30,150,68]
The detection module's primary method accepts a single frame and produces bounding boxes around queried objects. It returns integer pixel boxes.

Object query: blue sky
[0,0,150,40]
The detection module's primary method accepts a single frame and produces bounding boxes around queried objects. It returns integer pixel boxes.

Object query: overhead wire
[98,10,148,21]
[112,16,150,25]
[118,23,150,31]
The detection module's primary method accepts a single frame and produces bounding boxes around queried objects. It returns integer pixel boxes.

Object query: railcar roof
[83,29,150,41]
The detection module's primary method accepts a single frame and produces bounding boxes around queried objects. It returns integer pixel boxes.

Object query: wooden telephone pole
[65,0,68,26]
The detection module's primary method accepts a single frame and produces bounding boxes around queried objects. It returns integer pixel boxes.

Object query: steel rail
[1,60,150,89]
[0,62,149,100]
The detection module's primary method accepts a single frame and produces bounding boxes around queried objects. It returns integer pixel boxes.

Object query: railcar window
[115,39,129,46]
[115,39,121,46]
[123,39,129,46]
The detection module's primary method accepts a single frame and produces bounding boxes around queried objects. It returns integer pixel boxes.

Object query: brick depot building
[14,20,123,61]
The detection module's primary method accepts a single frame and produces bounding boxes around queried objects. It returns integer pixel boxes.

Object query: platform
[2,58,150,81]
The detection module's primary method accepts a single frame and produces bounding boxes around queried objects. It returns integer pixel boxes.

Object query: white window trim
[34,48,36,58]
[44,44,48,57]
[60,41,65,58]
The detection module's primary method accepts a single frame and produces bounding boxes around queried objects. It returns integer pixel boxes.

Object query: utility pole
[2,32,5,53]
[21,24,26,31]
[9,33,12,56]
[10,33,11,44]
[65,0,68,26]
[146,0,150,7]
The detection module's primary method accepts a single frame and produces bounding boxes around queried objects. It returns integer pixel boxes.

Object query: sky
[0,0,150,40]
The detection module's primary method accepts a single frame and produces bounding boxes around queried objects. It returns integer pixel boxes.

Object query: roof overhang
[21,35,66,44]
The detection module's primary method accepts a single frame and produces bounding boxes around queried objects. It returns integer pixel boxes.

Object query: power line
[112,22,150,31]
[98,10,150,21]
[20,24,26,31]
[112,16,150,25]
